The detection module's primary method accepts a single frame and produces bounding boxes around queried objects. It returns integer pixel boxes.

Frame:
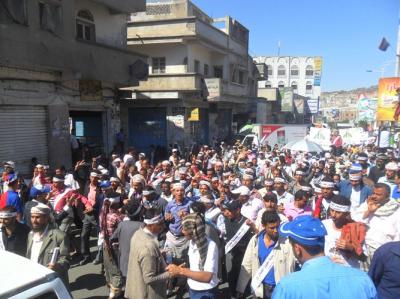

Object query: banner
[314,57,323,71]
[357,97,377,122]
[339,128,364,145]
[377,77,400,121]
[309,127,331,150]
[188,108,200,121]
[307,98,319,114]
[280,88,294,112]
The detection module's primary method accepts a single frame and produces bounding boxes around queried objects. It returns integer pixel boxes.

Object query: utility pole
[396,13,400,76]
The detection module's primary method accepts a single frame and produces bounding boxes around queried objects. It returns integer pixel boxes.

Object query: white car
[0,251,72,299]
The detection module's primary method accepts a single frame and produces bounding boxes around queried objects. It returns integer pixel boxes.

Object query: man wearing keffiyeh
[167,213,220,299]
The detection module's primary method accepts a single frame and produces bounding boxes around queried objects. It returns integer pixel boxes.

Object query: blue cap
[100,181,112,188]
[29,185,51,199]
[279,215,327,247]
[7,174,18,183]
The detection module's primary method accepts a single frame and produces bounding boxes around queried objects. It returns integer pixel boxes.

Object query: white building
[254,56,322,100]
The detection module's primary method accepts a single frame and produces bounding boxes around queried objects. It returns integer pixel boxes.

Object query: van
[0,251,72,299]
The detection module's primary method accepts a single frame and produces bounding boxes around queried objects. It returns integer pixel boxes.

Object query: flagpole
[396,10,400,76]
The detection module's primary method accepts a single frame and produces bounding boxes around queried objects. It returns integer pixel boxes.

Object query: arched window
[76,10,95,41]
[290,65,299,77]
[306,81,313,94]
[278,65,286,77]
[305,65,314,77]
[267,65,273,76]
[291,81,298,91]
[278,81,285,88]
[265,81,272,88]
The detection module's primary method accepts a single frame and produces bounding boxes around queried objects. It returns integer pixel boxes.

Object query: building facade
[0,0,146,173]
[254,56,322,124]
[120,0,258,153]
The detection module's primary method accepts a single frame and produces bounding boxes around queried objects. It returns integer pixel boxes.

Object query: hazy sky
[192,0,399,91]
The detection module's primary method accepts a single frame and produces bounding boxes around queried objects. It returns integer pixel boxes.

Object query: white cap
[231,185,251,196]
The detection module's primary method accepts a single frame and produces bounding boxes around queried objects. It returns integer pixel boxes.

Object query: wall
[75,0,127,49]
[254,56,321,100]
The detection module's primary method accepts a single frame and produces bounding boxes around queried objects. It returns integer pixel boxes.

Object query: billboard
[280,88,294,112]
[357,97,377,122]
[377,77,400,121]
[314,57,323,86]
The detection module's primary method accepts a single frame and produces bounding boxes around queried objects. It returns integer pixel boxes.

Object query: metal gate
[0,106,48,175]
[128,108,167,154]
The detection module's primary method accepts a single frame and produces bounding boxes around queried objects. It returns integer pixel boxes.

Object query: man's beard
[31,224,46,233]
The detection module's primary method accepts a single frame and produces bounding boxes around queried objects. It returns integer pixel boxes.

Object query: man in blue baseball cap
[272,215,377,299]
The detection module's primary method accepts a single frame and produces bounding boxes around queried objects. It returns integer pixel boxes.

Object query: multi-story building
[120,0,258,152]
[254,56,322,99]
[254,56,322,124]
[0,0,146,172]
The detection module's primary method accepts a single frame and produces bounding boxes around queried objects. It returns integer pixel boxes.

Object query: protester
[237,211,296,299]
[272,215,377,299]
[125,209,174,299]
[368,241,400,299]
[0,206,30,256]
[322,195,367,268]
[167,213,219,298]
[0,174,23,221]
[352,183,400,262]
[26,203,70,286]
[222,199,254,297]
[284,190,312,221]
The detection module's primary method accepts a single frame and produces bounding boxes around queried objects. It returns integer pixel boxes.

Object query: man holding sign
[236,211,295,299]
[222,200,255,298]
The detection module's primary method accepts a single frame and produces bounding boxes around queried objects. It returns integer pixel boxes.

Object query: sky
[192,0,399,92]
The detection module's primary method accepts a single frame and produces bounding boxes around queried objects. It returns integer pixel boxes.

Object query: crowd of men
[0,139,400,299]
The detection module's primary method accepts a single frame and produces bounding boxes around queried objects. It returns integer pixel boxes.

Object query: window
[0,0,27,25]
[238,70,245,85]
[267,65,273,76]
[39,1,63,35]
[204,64,209,77]
[278,81,285,88]
[265,81,272,88]
[152,57,166,74]
[291,81,298,91]
[76,10,95,41]
[214,66,223,79]
[290,65,299,77]
[277,65,286,77]
[306,82,313,94]
[306,65,314,77]
[194,60,200,73]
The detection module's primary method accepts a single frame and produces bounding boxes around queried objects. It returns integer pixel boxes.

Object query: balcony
[128,17,240,53]
[130,73,202,92]
[204,78,250,104]
[93,0,146,14]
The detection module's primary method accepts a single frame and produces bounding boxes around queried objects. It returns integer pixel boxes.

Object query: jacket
[26,227,70,286]
[236,235,296,298]
[125,228,170,299]
[338,181,372,206]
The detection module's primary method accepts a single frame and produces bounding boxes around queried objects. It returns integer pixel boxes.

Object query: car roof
[0,251,54,296]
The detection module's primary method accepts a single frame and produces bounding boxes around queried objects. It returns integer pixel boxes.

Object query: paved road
[69,239,108,299]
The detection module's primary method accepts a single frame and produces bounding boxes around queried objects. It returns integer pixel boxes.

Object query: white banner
[225,222,250,254]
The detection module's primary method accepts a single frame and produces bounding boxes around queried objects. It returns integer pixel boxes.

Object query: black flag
[378,38,390,51]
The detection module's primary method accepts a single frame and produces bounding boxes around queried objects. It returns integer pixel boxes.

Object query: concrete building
[254,56,322,124]
[120,0,258,153]
[0,0,146,173]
